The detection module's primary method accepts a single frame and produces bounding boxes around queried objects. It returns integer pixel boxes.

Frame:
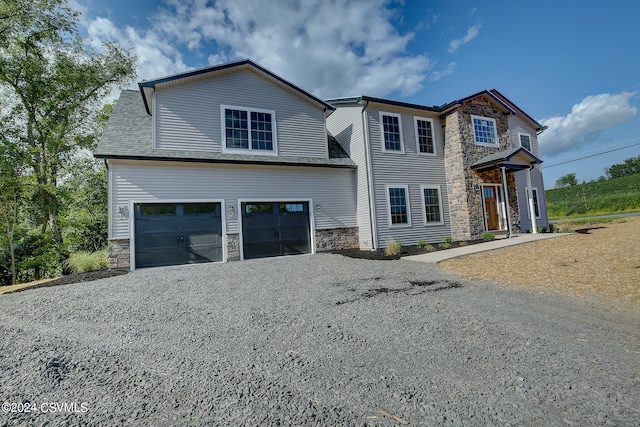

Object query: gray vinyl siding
[508,115,549,231]
[366,105,451,247]
[109,160,356,239]
[154,69,328,158]
[326,104,374,249]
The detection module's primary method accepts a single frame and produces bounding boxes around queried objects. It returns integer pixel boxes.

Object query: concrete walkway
[403,233,572,263]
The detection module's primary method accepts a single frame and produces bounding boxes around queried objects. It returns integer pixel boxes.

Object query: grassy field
[545,174,640,218]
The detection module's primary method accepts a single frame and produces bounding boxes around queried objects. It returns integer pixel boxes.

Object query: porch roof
[471,146,542,172]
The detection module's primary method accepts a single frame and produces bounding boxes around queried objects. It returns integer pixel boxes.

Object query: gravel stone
[0,253,638,426]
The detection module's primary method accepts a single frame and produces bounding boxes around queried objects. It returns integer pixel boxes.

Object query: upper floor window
[518,133,532,151]
[380,112,404,153]
[414,117,435,155]
[222,105,277,154]
[386,185,411,227]
[471,115,498,146]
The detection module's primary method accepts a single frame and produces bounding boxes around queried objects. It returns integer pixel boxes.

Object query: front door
[483,186,500,230]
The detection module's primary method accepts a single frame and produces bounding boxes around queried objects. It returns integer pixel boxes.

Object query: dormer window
[222,105,277,154]
[471,115,498,146]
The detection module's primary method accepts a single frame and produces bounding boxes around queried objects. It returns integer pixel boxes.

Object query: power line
[542,140,640,169]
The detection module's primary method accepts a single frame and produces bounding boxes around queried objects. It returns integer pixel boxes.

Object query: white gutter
[361,101,378,250]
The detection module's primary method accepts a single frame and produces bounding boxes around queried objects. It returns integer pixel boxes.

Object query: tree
[605,155,640,179]
[0,0,135,279]
[555,172,578,188]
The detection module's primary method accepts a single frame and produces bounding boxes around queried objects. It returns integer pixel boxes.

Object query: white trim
[363,107,378,249]
[151,92,157,149]
[471,114,498,147]
[420,184,444,226]
[237,198,315,261]
[379,111,404,153]
[481,184,506,232]
[518,132,532,151]
[221,104,279,156]
[525,186,541,219]
[129,199,227,271]
[385,185,411,228]
[413,116,436,156]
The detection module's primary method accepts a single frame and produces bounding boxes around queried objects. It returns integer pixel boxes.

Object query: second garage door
[241,202,311,259]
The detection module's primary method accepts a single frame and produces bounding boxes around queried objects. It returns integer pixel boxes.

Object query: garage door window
[280,203,305,212]
[184,204,218,214]
[245,203,273,214]
[141,204,176,215]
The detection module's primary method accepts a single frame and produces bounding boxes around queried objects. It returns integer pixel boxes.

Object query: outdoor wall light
[315,204,322,214]
[229,205,235,216]
[117,205,129,218]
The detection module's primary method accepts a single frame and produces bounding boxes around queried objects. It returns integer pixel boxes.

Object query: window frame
[414,116,436,156]
[525,187,541,219]
[421,185,444,226]
[518,132,532,151]
[471,114,498,147]
[385,185,411,227]
[379,111,405,153]
[221,104,278,155]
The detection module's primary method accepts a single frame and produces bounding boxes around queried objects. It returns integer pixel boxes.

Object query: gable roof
[94,90,354,169]
[489,89,545,132]
[138,59,335,117]
[438,89,516,115]
[471,146,542,172]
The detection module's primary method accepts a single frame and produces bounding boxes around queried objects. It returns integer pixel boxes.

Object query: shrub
[68,249,108,273]
[481,232,495,241]
[458,241,468,247]
[557,220,574,233]
[438,242,451,249]
[444,235,453,244]
[417,239,429,248]
[422,244,436,252]
[385,239,403,256]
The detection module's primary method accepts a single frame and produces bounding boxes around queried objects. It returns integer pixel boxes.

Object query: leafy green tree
[605,155,640,179]
[555,172,578,188]
[0,0,135,280]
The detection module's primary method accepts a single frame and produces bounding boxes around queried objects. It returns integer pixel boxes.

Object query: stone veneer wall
[108,239,130,270]
[226,234,240,261]
[443,96,519,240]
[315,227,359,251]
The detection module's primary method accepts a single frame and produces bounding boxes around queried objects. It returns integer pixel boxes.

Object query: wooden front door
[483,186,500,230]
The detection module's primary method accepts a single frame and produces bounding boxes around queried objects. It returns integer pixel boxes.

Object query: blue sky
[72,0,640,188]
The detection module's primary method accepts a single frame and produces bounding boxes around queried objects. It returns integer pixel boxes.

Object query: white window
[379,112,404,153]
[414,117,436,155]
[518,132,532,151]
[471,115,498,146]
[525,187,541,219]
[421,185,444,225]
[386,185,411,227]
[221,105,277,154]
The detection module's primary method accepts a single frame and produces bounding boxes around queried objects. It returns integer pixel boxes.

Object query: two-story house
[326,91,548,250]
[96,59,548,270]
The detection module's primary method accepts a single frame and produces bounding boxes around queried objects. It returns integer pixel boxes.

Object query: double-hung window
[421,185,444,225]
[414,117,435,155]
[386,185,411,226]
[380,112,404,153]
[518,133,532,151]
[471,115,498,146]
[222,105,277,154]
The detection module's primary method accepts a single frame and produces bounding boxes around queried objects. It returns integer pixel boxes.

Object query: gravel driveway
[1,254,638,426]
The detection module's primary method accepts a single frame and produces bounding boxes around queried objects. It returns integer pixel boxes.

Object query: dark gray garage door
[241,202,311,260]
[134,203,223,268]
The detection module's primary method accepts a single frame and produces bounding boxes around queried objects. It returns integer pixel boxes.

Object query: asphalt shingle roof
[94,90,356,169]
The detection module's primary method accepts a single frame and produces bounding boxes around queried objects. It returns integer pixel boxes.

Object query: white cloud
[429,62,456,82]
[82,0,435,98]
[538,92,638,156]
[448,24,480,53]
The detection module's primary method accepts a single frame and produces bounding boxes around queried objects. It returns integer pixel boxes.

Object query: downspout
[361,100,378,250]
[526,166,538,234]
[500,166,512,238]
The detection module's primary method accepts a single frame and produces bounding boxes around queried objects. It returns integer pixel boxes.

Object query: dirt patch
[1,269,128,295]
[439,217,640,304]
[336,279,462,305]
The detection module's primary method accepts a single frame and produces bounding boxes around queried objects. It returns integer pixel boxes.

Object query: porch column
[500,167,512,238]
[526,167,538,234]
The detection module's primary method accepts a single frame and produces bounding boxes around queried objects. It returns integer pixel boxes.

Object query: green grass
[68,249,108,273]
[545,174,640,218]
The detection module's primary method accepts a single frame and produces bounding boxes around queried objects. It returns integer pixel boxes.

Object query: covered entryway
[482,185,504,231]
[241,201,311,259]
[134,203,223,268]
